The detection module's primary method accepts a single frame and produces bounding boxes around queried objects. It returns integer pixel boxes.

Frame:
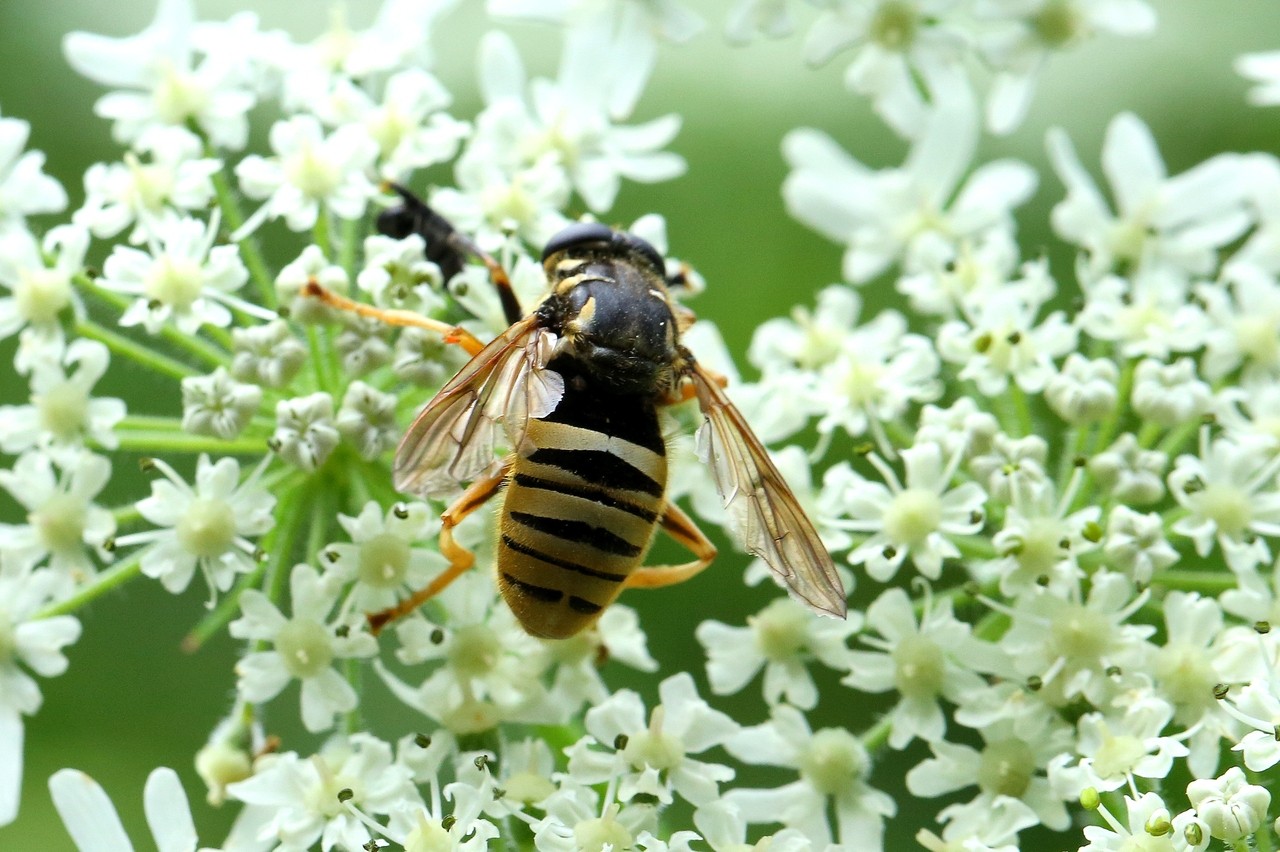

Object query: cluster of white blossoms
[6,0,1280,849]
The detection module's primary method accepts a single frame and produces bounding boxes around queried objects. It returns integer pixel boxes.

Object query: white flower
[802,0,972,138]
[936,281,1077,395]
[998,572,1154,706]
[969,431,1048,504]
[0,570,81,825]
[1199,263,1280,381]
[116,454,275,598]
[0,339,126,463]
[1044,353,1119,424]
[227,734,421,850]
[696,597,860,710]
[748,284,863,376]
[272,392,340,472]
[468,30,684,214]
[234,115,378,237]
[1088,433,1166,506]
[1077,268,1209,360]
[230,563,377,733]
[1130,357,1212,427]
[49,767,208,852]
[181,366,262,440]
[1167,432,1280,575]
[844,588,1001,748]
[782,98,1035,284]
[1238,50,1280,106]
[724,705,896,846]
[809,310,943,446]
[74,125,221,242]
[62,0,258,149]
[334,381,398,461]
[0,113,67,234]
[355,232,446,310]
[981,474,1100,596]
[1078,792,1206,852]
[1048,695,1188,795]
[905,720,1072,835]
[230,320,308,389]
[0,224,88,363]
[429,152,572,253]
[322,500,447,614]
[1187,767,1270,842]
[566,673,738,808]
[98,212,256,335]
[1047,111,1253,278]
[0,451,115,581]
[275,244,350,324]
[841,442,987,582]
[1103,504,1177,585]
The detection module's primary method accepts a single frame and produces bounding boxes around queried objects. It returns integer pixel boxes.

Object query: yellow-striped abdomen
[498,412,667,639]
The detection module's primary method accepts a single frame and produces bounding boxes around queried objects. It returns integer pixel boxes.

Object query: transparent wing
[393,316,563,498]
[687,362,847,618]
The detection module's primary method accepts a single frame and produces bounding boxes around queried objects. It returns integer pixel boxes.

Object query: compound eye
[617,232,666,276]
[542,222,615,261]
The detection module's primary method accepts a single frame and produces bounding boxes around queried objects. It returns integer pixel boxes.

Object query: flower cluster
[4,0,1280,850]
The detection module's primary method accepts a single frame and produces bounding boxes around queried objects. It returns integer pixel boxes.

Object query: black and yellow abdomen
[497,365,666,639]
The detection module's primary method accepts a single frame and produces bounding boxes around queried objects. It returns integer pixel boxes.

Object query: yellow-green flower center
[892,633,946,700]
[883,488,942,546]
[175,497,237,558]
[36,380,89,442]
[799,728,866,797]
[977,738,1033,798]
[144,255,205,311]
[15,267,72,325]
[276,618,334,679]
[357,532,411,588]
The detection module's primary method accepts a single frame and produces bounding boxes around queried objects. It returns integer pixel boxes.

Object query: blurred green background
[3,0,1280,847]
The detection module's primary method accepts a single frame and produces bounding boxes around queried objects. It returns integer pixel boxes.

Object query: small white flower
[0,570,81,824]
[334,314,394,376]
[230,563,377,732]
[356,232,446,310]
[275,243,350,324]
[1199,263,1280,381]
[936,284,1077,395]
[724,705,896,846]
[845,588,1002,748]
[230,320,308,389]
[1044,353,1119,424]
[1089,433,1167,506]
[74,125,220,242]
[273,392,340,472]
[1077,792,1203,852]
[1103,505,1177,585]
[566,673,739,807]
[0,113,67,234]
[782,99,1036,284]
[841,442,987,582]
[227,734,421,850]
[49,767,206,852]
[98,212,256,335]
[234,114,378,236]
[1167,432,1280,575]
[1131,357,1212,427]
[981,474,1100,596]
[1047,112,1253,278]
[969,431,1048,504]
[0,451,115,581]
[0,226,86,362]
[1048,695,1188,795]
[181,366,263,440]
[335,381,398,461]
[322,499,447,614]
[62,0,257,149]
[1238,50,1280,106]
[696,597,860,710]
[0,339,125,462]
[1077,267,1209,360]
[116,454,275,598]
[998,571,1154,706]
[1187,766,1270,842]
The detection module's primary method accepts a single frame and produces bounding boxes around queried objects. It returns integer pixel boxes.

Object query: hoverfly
[305,185,846,639]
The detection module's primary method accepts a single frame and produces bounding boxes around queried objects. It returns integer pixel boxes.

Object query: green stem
[75,319,197,380]
[338,215,360,281]
[212,159,276,308]
[314,213,334,261]
[34,552,143,619]
[108,430,271,455]
[1155,568,1238,594]
[952,534,998,561]
[859,714,893,752]
[1156,418,1202,460]
[1093,358,1135,454]
[306,324,338,395]
[1007,384,1035,438]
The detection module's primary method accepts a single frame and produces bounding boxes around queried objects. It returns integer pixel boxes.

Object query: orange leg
[367,461,511,634]
[302,279,487,357]
[625,501,718,589]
